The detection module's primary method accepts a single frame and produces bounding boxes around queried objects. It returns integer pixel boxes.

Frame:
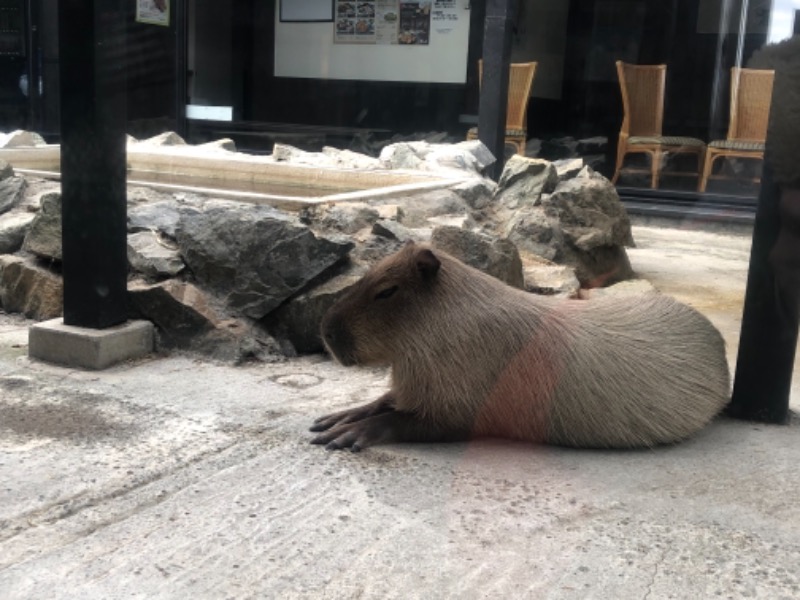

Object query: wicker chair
[466,61,537,155]
[698,67,774,193]
[612,61,706,189]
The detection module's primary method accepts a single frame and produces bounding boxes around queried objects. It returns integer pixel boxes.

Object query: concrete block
[28,318,154,370]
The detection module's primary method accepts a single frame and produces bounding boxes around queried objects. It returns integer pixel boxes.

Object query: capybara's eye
[374,285,399,301]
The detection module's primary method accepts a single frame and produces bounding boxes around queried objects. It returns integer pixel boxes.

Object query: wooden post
[59,0,128,328]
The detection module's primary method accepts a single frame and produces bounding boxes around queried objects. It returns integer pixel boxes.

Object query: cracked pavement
[1,223,799,599]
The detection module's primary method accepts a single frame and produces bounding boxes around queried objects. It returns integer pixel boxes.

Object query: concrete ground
[1,223,799,600]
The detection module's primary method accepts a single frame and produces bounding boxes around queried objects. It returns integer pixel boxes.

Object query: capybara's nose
[320,316,356,365]
[321,316,346,348]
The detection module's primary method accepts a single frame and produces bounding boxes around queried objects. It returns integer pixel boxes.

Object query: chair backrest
[615,61,666,137]
[478,60,537,130]
[728,67,774,142]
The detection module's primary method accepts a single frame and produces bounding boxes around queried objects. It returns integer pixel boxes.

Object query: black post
[174,0,188,137]
[478,0,516,181]
[59,0,128,329]
[728,162,795,424]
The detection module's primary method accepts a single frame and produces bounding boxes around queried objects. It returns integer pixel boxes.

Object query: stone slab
[28,318,154,370]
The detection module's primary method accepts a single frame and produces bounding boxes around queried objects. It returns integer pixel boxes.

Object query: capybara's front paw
[310,418,386,452]
[309,395,395,433]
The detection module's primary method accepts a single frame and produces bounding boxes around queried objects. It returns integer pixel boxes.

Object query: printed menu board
[336,0,452,45]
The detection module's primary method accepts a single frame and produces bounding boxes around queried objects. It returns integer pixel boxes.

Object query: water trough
[0,142,470,211]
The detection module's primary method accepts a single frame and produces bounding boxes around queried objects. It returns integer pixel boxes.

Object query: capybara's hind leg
[311,410,471,452]
[310,392,396,432]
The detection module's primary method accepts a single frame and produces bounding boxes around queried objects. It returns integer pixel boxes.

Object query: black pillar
[174,0,188,137]
[59,0,128,329]
[478,0,516,181]
[728,163,795,424]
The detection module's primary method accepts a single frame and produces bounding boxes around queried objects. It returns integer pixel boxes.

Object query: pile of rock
[0,133,636,362]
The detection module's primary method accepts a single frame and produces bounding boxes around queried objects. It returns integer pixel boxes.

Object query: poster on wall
[335,0,441,45]
[281,0,334,23]
[135,0,170,27]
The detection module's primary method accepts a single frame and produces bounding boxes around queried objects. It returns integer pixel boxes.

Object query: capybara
[311,242,730,451]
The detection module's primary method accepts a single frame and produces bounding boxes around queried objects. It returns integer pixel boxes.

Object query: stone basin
[0,143,469,212]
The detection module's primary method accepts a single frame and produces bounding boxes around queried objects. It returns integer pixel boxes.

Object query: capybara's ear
[416,248,441,280]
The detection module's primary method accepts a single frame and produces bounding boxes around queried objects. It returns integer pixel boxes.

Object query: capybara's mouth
[321,316,358,366]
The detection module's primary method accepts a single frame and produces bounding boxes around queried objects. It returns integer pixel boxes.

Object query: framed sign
[136,0,170,27]
[280,0,334,23]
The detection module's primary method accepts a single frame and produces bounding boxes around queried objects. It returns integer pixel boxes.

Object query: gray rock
[494,156,559,210]
[503,206,563,262]
[455,140,497,171]
[128,199,183,237]
[321,146,382,170]
[309,202,381,234]
[175,202,353,319]
[545,176,634,249]
[128,279,284,363]
[540,176,635,285]
[136,131,187,146]
[198,138,237,152]
[350,233,407,264]
[372,219,419,242]
[127,231,185,278]
[450,178,496,210]
[0,176,26,215]
[426,213,475,229]
[379,142,424,170]
[383,189,468,228]
[0,211,36,254]
[265,268,364,354]
[0,159,13,181]
[0,254,62,319]
[379,140,491,176]
[523,264,580,297]
[22,192,62,261]
[431,226,524,288]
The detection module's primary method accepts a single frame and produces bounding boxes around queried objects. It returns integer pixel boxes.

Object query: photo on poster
[281,0,335,23]
[135,0,170,27]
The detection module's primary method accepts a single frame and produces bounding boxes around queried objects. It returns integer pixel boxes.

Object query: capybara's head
[321,241,442,366]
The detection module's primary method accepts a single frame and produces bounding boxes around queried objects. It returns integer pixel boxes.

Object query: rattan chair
[612,61,706,189]
[698,67,774,193]
[466,61,536,155]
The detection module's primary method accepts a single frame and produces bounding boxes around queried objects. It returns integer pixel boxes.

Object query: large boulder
[540,167,635,285]
[0,255,62,319]
[431,225,524,288]
[22,192,62,261]
[128,279,284,363]
[0,211,36,254]
[174,201,353,319]
[264,268,364,354]
[490,162,635,287]
[0,175,27,215]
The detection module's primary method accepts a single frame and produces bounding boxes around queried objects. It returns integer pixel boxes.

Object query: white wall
[274,1,472,84]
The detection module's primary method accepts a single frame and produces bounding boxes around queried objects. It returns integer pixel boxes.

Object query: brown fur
[311,242,731,451]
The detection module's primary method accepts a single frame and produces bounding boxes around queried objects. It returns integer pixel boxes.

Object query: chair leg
[698,149,717,193]
[611,143,627,185]
[651,149,661,189]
